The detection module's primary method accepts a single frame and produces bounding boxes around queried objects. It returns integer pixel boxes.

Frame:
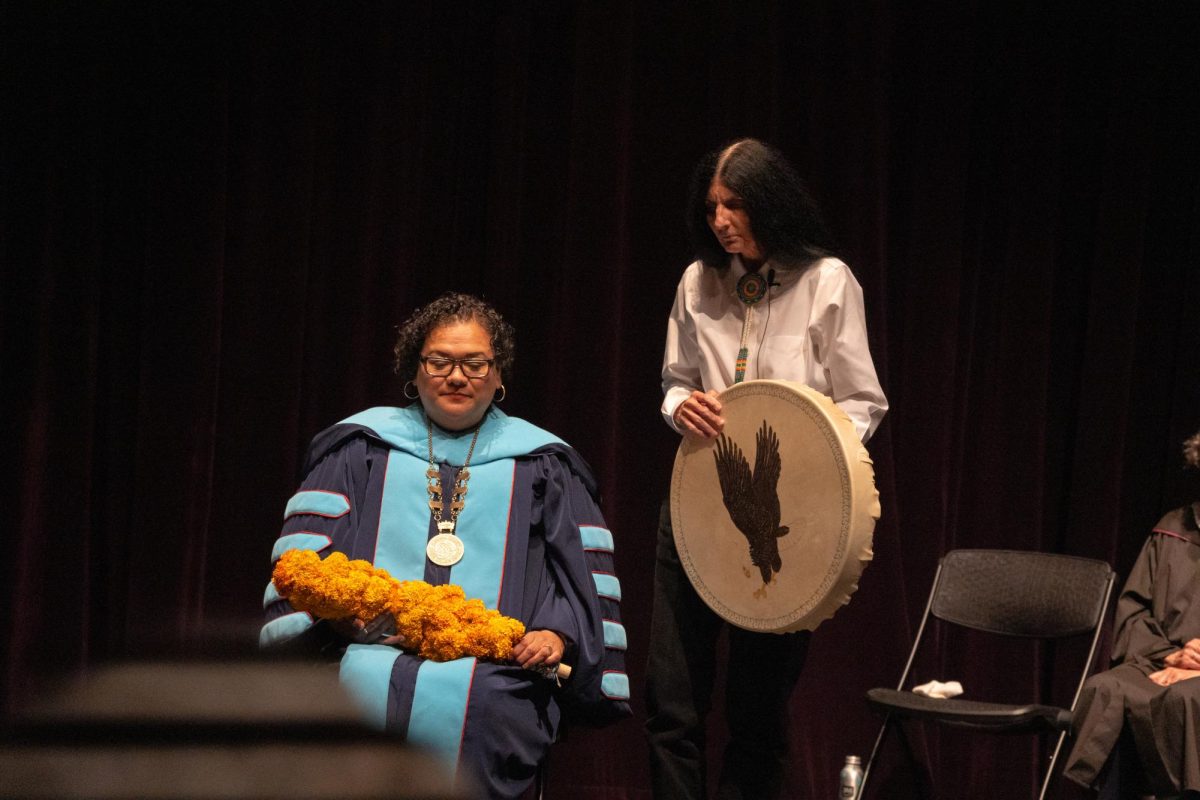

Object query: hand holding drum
[673,389,725,439]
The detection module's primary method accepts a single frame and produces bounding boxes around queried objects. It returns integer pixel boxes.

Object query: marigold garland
[272,549,525,662]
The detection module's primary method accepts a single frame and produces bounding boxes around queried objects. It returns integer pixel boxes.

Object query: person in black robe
[1063,430,1200,798]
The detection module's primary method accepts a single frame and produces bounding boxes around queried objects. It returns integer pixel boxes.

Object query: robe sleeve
[530,452,632,725]
[260,433,387,649]
[1111,532,1174,667]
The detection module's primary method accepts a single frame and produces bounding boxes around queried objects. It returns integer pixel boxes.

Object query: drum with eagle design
[670,380,879,632]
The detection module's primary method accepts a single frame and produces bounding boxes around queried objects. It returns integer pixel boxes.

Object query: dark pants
[645,501,810,800]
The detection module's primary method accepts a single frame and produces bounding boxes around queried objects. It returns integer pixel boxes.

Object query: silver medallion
[426,533,465,567]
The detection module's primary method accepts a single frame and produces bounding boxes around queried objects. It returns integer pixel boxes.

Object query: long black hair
[686,138,835,271]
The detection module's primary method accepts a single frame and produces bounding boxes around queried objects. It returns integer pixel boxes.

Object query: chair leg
[1037,730,1069,800]
[894,726,934,799]
[859,719,933,800]
[858,716,893,799]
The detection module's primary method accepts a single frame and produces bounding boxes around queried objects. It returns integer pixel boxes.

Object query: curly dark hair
[1184,430,1200,470]
[392,292,515,381]
[687,138,836,272]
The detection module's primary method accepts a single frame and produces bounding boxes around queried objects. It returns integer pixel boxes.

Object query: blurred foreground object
[0,659,471,799]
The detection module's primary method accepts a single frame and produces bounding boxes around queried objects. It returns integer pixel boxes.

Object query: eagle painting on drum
[671,380,879,633]
[714,422,789,586]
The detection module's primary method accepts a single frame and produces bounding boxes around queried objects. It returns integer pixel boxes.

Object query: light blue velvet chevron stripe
[408,658,476,770]
[270,532,332,563]
[259,612,314,647]
[262,581,282,609]
[592,572,622,601]
[284,490,350,519]
[601,672,631,700]
[374,450,431,581]
[580,525,614,552]
[602,620,627,650]
[339,644,403,731]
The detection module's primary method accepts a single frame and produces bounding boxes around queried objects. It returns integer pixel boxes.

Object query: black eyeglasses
[419,355,494,379]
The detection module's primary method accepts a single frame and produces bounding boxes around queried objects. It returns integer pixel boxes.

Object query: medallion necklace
[424,414,482,567]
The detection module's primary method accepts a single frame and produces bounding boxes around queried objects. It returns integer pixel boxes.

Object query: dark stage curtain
[3,2,1198,798]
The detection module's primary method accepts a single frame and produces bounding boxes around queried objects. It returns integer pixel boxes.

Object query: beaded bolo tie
[733,270,770,383]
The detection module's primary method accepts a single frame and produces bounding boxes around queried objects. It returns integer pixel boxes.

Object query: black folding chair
[859,549,1116,800]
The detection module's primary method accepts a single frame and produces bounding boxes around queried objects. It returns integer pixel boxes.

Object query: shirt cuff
[661,390,689,434]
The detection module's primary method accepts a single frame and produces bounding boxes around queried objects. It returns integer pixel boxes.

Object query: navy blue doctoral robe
[261,405,631,798]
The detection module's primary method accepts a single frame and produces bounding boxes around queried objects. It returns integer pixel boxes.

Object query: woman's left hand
[1164,639,1200,670]
[512,630,565,669]
[329,614,407,647]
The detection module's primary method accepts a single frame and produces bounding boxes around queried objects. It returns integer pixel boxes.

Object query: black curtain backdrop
[3,3,1199,798]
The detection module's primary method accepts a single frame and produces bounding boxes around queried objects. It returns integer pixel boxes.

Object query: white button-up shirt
[661,255,888,442]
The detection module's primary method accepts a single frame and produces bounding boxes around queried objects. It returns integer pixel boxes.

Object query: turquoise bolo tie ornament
[733,271,769,383]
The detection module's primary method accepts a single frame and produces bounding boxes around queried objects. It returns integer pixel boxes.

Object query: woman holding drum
[645,139,888,799]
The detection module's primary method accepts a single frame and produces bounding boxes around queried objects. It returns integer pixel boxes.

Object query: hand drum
[670,380,879,632]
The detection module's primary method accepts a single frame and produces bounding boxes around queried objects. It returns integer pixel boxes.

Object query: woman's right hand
[673,389,725,439]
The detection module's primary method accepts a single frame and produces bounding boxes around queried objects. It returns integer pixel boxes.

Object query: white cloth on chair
[912,680,964,699]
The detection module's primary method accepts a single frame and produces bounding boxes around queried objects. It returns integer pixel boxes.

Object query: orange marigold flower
[271,549,526,662]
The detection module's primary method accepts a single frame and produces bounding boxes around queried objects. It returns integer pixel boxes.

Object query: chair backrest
[930,549,1113,638]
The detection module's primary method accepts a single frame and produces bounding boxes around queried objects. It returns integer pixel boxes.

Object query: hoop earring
[403,380,419,400]
[495,385,506,403]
